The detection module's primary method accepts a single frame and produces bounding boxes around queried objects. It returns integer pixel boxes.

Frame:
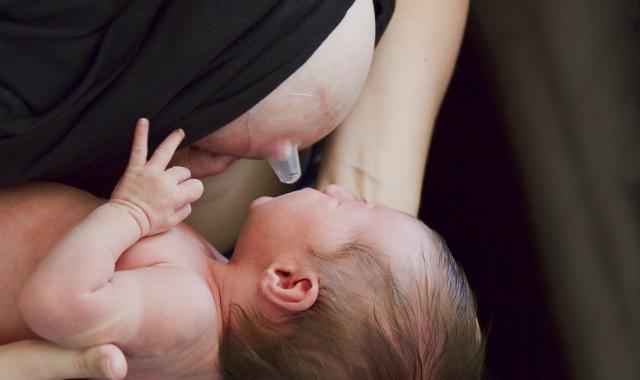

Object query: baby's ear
[260,261,319,313]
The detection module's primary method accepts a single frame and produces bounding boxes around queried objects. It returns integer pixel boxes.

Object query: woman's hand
[111,118,205,237]
[0,340,127,380]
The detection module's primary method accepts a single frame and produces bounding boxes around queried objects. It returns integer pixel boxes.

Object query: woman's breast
[242,0,377,150]
[192,0,376,159]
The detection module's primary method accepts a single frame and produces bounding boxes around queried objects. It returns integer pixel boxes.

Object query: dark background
[419,22,570,379]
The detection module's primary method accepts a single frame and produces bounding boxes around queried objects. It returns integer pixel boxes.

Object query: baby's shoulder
[116,222,214,271]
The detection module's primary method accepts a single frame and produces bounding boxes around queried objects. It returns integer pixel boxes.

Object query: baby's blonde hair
[219,231,484,379]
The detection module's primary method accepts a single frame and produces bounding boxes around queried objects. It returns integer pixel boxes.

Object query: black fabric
[374,0,395,43]
[0,0,394,195]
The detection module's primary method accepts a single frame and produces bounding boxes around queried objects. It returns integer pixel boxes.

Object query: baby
[13,120,483,379]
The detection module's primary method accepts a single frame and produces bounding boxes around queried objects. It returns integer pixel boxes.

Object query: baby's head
[210,185,484,379]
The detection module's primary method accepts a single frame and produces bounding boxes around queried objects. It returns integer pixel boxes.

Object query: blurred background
[419,1,640,379]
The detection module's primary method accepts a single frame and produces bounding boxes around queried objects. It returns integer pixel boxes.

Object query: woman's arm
[317,0,468,215]
[19,120,203,347]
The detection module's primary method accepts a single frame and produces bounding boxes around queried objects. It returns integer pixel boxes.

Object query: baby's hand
[111,118,204,237]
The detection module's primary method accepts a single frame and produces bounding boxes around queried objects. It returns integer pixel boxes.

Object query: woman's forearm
[0,340,127,380]
[318,0,468,215]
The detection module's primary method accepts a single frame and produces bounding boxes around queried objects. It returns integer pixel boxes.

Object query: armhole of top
[373,0,396,44]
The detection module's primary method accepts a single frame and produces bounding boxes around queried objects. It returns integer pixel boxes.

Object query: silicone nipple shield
[267,140,301,184]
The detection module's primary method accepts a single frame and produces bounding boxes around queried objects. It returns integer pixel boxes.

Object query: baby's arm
[19,119,204,348]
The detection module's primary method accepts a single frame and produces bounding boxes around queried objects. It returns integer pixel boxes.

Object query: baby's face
[208,187,437,378]
[232,185,434,279]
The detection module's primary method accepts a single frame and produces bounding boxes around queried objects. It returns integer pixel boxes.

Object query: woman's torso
[0,182,100,343]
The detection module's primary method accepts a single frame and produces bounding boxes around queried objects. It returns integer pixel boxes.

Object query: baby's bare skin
[2,121,435,380]
[0,188,223,378]
[0,3,378,377]
[3,122,225,379]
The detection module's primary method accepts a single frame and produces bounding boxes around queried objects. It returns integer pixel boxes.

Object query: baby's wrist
[106,200,151,238]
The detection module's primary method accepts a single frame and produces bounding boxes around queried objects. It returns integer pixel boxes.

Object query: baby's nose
[322,184,354,201]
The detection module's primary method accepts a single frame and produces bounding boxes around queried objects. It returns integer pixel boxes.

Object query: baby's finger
[148,129,185,169]
[165,166,192,184]
[178,178,204,204]
[128,118,149,168]
[172,204,192,224]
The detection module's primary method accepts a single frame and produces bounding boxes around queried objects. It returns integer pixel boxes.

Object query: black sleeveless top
[0,0,395,194]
